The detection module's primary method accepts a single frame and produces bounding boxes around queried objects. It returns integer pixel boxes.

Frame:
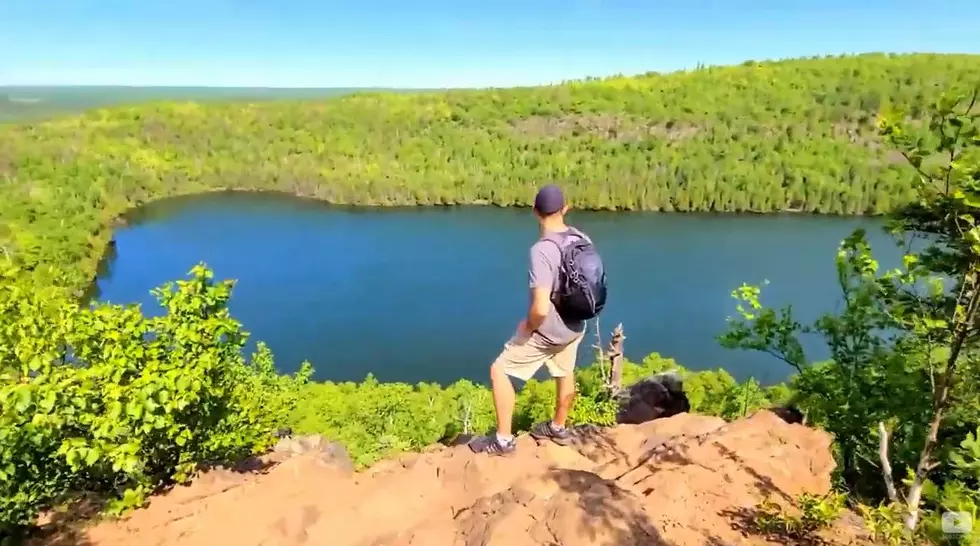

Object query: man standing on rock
[470,184,607,456]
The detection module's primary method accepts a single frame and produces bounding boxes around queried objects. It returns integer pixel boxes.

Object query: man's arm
[524,243,556,333]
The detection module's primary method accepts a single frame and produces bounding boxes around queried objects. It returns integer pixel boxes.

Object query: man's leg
[531,334,585,446]
[470,337,547,455]
[490,360,516,437]
[553,372,576,429]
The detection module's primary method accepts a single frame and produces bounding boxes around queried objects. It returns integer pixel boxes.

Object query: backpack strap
[539,228,583,252]
[539,230,586,288]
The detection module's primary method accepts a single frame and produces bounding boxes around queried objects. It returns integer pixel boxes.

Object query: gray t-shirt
[528,226,590,346]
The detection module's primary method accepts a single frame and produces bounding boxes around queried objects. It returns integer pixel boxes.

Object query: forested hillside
[2,52,980,291]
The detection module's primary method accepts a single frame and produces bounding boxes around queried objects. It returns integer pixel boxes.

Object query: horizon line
[1,51,973,90]
[0,84,442,90]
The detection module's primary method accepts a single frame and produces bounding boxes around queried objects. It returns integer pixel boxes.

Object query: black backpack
[544,232,607,322]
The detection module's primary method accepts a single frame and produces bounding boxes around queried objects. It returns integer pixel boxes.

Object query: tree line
[1,53,980,294]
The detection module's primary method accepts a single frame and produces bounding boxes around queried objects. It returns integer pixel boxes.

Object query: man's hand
[516,318,531,340]
[525,286,551,332]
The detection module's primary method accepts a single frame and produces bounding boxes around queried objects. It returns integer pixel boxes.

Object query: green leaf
[14,388,32,413]
[84,447,100,467]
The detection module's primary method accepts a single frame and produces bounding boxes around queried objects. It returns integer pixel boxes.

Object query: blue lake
[93,192,899,386]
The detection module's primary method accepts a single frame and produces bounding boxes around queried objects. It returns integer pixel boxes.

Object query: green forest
[2,53,980,294]
[2,54,980,544]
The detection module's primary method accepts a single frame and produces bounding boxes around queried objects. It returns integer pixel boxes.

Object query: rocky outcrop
[56,410,863,546]
[615,370,691,424]
[270,433,355,475]
[768,404,806,425]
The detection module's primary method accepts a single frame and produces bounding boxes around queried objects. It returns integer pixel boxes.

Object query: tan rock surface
[42,411,870,546]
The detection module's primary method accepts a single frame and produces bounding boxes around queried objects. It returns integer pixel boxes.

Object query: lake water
[93,192,900,386]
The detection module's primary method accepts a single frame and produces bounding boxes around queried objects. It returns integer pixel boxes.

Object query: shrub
[752,491,847,540]
[0,264,309,537]
[286,349,783,468]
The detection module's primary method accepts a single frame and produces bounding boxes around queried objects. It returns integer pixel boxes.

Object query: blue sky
[1,0,978,88]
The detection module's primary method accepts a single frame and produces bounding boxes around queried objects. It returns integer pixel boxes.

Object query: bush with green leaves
[590,352,788,420]
[752,491,848,540]
[720,86,980,541]
[0,263,310,537]
[860,427,980,545]
[285,350,786,468]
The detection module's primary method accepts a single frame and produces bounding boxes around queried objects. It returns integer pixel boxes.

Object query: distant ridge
[0,86,435,123]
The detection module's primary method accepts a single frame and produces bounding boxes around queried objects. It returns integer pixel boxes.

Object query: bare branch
[608,323,626,391]
[877,421,899,504]
[591,318,607,385]
[944,88,979,197]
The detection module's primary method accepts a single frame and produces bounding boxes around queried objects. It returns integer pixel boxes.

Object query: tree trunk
[904,268,977,530]
[905,385,949,530]
[877,421,899,504]
[608,323,626,391]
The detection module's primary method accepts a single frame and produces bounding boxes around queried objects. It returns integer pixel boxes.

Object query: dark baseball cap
[533,184,565,215]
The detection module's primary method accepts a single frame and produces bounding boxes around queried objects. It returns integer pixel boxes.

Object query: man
[470,184,606,456]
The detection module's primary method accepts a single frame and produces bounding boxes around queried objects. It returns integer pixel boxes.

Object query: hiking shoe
[530,421,573,446]
[468,434,516,456]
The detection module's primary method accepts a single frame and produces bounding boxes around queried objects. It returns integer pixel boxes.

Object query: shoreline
[80,186,885,298]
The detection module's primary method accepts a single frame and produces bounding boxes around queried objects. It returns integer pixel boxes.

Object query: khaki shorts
[492,332,585,381]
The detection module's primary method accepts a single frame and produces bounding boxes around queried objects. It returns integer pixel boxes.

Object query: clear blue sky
[1,0,978,88]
